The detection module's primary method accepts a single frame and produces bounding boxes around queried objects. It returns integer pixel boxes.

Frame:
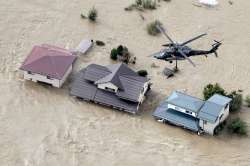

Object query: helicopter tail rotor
[211,40,222,57]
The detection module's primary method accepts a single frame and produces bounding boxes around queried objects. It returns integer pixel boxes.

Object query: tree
[228,118,248,136]
[110,48,118,60]
[227,91,243,112]
[88,7,98,22]
[203,83,226,100]
[137,70,148,77]
[245,95,250,107]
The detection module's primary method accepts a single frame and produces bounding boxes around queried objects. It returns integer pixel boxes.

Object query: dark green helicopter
[151,25,222,69]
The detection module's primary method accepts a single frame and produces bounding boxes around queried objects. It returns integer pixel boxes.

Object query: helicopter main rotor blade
[156,24,175,44]
[178,48,196,67]
[181,33,207,46]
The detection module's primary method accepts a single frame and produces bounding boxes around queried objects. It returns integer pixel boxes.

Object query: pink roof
[20,44,76,80]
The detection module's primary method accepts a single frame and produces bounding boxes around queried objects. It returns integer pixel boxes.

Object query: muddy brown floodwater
[0,0,250,165]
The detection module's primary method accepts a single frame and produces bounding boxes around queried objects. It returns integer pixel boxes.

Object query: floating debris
[74,39,93,55]
[163,67,175,78]
[199,0,218,6]
[151,63,159,68]
[228,0,233,5]
[96,40,105,46]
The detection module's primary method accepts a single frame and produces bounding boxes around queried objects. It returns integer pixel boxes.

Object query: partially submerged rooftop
[20,44,76,79]
[153,92,232,132]
[70,63,150,113]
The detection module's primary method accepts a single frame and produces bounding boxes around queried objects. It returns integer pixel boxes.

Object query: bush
[96,40,105,46]
[214,121,227,135]
[228,118,248,136]
[110,48,118,60]
[125,0,156,11]
[88,7,98,22]
[245,95,250,107]
[110,45,131,63]
[147,20,162,36]
[227,91,243,112]
[203,83,243,112]
[142,0,157,9]
[80,13,87,19]
[203,83,226,100]
[136,0,143,5]
[117,45,124,55]
[137,70,148,77]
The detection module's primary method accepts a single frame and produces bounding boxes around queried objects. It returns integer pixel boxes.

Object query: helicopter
[151,24,222,69]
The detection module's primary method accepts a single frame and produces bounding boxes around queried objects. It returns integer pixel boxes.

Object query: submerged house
[70,63,151,114]
[153,91,232,135]
[19,44,77,88]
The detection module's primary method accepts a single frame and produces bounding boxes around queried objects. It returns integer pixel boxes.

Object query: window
[47,76,53,80]
[225,104,229,110]
[185,110,194,116]
[219,114,224,121]
[105,87,115,92]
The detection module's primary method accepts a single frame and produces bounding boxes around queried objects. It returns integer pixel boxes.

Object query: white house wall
[59,65,73,87]
[97,82,118,92]
[168,104,196,117]
[219,105,229,122]
[203,121,218,135]
[23,65,72,88]
[201,106,229,135]
[138,81,150,103]
[23,71,60,87]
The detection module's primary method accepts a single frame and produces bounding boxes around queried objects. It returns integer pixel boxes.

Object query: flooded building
[19,44,76,88]
[70,63,151,114]
[153,91,232,135]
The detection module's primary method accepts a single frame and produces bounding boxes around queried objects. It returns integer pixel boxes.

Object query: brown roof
[20,44,76,80]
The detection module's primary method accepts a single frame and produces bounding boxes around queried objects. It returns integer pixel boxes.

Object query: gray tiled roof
[166,91,205,113]
[95,63,140,90]
[117,75,145,102]
[70,63,149,113]
[70,69,97,100]
[84,64,111,82]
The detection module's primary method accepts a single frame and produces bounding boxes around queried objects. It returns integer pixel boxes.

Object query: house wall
[97,82,118,92]
[201,105,230,135]
[220,104,229,122]
[23,71,60,87]
[201,120,217,135]
[59,65,73,87]
[22,65,72,88]
[138,81,150,103]
[168,104,196,117]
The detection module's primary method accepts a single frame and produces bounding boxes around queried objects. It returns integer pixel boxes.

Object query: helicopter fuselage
[154,44,218,62]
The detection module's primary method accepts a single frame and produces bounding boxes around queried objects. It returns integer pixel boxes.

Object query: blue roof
[153,107,199,132]
[208,94,232,106]
[198,102,222,123]
[198,94,232,123]
[166,91,205,113]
